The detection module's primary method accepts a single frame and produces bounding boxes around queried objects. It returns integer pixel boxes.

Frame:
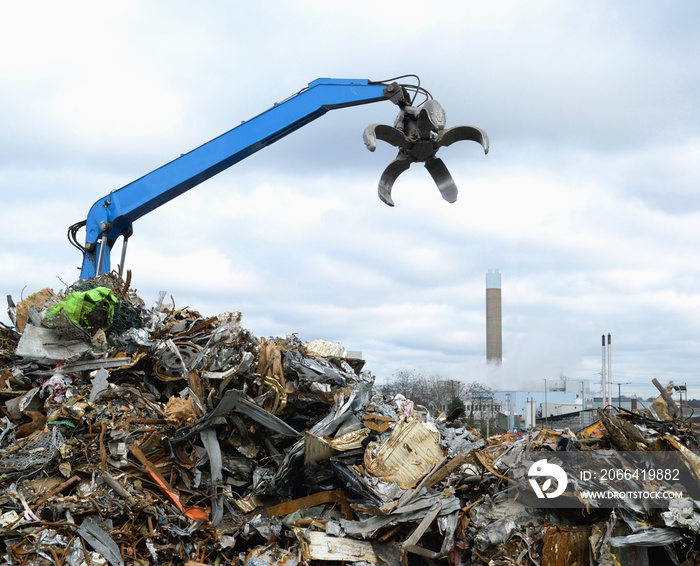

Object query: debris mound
[1,276,700,565]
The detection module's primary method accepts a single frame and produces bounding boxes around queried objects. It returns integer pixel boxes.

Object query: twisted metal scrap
[0,426,65,478]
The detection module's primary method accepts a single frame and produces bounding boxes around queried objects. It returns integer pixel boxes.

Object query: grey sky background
[1,1,699,398]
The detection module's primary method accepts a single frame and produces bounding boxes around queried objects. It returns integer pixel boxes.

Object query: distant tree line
[379,368,490,417]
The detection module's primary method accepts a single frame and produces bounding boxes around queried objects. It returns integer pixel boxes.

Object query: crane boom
[72,77,487,279]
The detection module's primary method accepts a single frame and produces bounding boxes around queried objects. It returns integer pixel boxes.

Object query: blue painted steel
[80,78,391,278]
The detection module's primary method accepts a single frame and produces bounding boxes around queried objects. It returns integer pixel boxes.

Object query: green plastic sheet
[45,287,117,332]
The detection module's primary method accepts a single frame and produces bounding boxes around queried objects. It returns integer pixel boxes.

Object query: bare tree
[380,370,488,414]
[464,381,493,395]
[381,368,432,407]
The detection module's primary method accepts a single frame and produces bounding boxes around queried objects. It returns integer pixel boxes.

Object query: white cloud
[1,1,699,398]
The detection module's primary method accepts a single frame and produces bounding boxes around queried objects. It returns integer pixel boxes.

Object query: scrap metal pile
[1,275,700,565]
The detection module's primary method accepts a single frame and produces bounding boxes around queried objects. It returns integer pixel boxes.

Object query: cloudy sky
[1,1,699,399]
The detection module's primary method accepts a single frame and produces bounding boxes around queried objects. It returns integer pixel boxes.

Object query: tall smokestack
[486,269,502,364]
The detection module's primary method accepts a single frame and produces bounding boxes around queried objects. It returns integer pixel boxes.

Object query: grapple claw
[365,97,487,205]
[378,154,411,206]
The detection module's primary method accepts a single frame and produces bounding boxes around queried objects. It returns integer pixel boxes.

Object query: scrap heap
[1,275,700,566]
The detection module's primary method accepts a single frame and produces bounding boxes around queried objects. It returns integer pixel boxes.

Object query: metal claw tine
[362,125,379,152]
[424,157,458,203]
[378,154,411,207]
[437,125,490,154]
[415,108,435,137]
[363,124,411,152]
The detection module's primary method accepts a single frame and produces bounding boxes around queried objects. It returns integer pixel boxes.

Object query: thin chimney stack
[601,333,612,406]
[486,269,502,364]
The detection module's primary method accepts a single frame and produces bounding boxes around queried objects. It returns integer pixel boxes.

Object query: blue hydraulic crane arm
[78,78,407,279]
